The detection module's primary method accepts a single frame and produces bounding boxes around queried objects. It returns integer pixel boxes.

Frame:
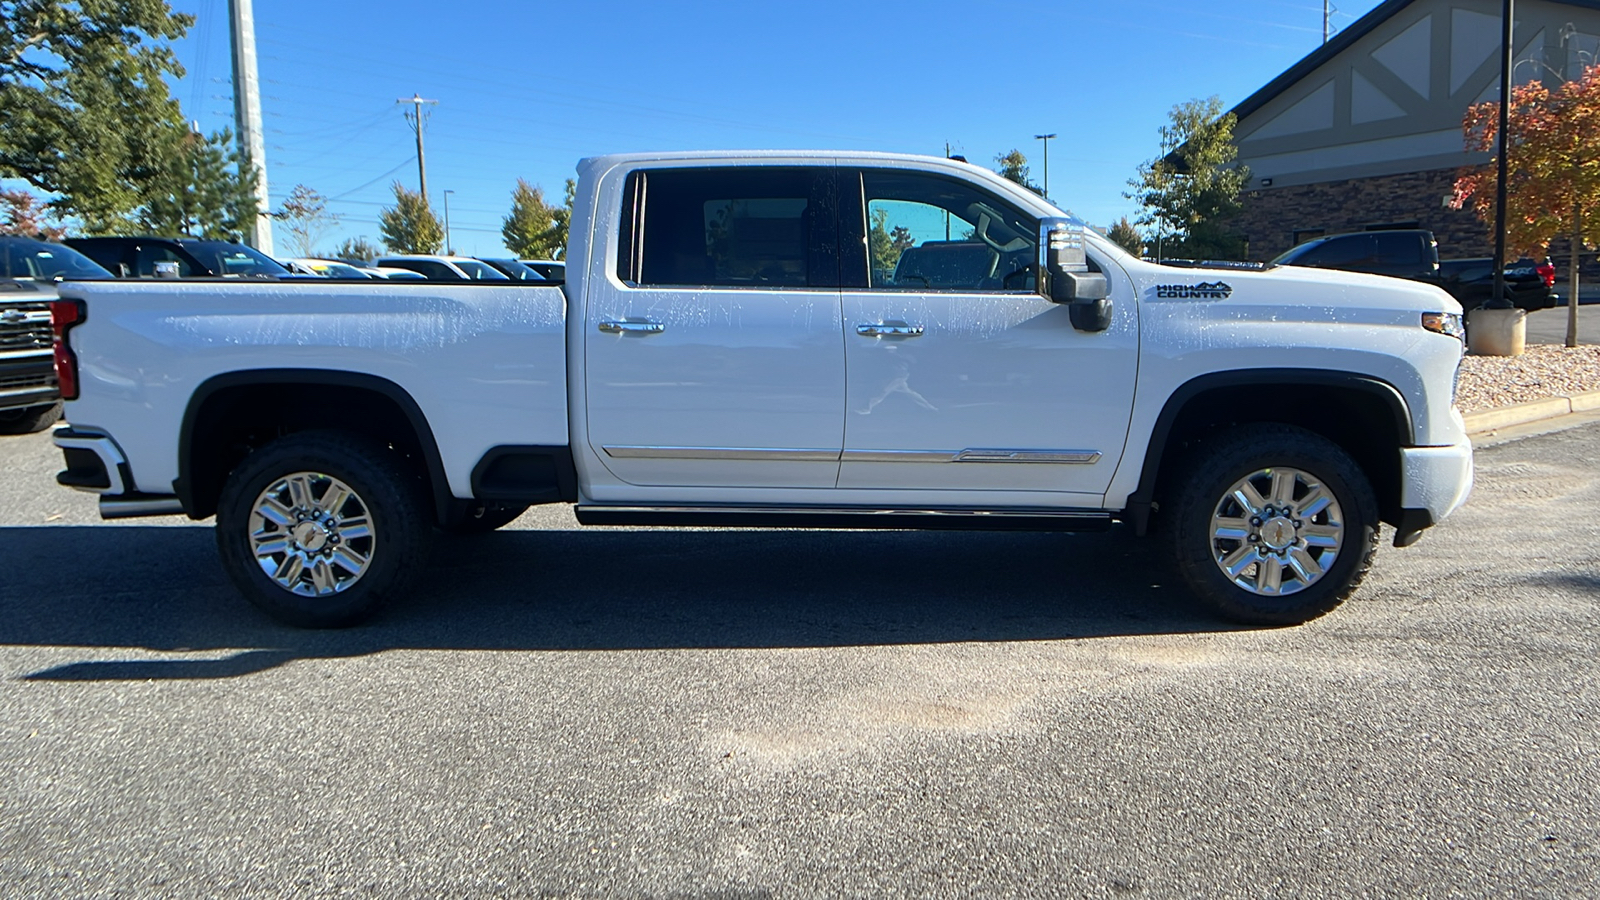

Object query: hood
[1125,260,1461,318]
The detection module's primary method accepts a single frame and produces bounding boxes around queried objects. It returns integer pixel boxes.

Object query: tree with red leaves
[0,187,65,240]
[1455,65,1600,347]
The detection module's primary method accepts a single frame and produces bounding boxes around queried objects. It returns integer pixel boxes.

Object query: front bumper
[1393,438,1474,546]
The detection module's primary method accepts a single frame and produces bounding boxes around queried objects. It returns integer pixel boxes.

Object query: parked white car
[279,258,377,279]
[373,255,510,281]
[49,150,1471,629]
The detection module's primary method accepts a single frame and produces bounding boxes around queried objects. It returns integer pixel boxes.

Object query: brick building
[1229,0,1600,263]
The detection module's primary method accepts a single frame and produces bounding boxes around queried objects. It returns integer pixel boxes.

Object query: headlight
[1422,312,1465,341]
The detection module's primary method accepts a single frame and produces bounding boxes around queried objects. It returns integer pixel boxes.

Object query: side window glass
[860,170,1036,292]
[1295,235,1371,269]
[134,246,193,277]
[1372,232,1422,267]
[626,167,833,288]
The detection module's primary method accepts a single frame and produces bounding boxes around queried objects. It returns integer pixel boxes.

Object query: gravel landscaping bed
[1457,344,1600,412]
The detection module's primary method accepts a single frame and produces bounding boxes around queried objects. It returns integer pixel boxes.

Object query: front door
[584,165,847,489]
[837,168,1138,501]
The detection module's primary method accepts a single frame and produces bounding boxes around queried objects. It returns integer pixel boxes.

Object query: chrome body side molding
[603,446,1103,465]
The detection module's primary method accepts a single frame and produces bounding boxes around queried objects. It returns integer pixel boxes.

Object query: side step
[574,504,1113,532]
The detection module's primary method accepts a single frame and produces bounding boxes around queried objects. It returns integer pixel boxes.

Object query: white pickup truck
[48,151,1473,627]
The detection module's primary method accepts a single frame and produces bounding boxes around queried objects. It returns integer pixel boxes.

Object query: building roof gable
[1231,0,1600,123]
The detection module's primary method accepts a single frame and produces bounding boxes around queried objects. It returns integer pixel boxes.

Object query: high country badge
[1155,282,1233,300]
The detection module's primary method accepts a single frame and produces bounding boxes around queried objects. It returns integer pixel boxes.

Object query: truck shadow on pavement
[4,524,1244,681]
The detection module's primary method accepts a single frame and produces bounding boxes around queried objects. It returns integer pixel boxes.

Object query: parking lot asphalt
[1526,304,1600,345]
[1,424,1597,898]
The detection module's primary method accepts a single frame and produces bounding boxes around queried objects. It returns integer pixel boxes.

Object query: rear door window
[617,167,838,288]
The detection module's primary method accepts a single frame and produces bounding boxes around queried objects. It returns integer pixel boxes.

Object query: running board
[574,504,1113,532]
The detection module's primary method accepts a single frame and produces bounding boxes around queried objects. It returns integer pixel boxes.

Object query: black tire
[215,430,432,627]
[441,502,529,535]
[0,401,63,435]
[1168,424,1379,626]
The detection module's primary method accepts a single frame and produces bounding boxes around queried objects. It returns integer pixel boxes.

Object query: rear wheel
[0,401,63,435]
[215,431,431,627]
[1168,424,1379,626]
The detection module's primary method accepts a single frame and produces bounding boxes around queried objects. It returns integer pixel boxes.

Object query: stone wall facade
[1233,167,1492,262]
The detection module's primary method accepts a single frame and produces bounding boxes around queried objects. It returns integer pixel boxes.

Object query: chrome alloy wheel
[1208,467,1345,597]
[248,472,375,597]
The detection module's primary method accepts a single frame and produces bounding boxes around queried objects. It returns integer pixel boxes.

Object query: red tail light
[1536,262,1556,288]
[49,299,85,401]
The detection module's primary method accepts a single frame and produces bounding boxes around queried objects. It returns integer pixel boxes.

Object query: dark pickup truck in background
[1270,229,1557,312]
[0,237,114,434]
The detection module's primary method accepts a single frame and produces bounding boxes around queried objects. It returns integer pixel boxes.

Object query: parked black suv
[1271,229,1556,311]
[0,236,113,434]
[65,236,290,279]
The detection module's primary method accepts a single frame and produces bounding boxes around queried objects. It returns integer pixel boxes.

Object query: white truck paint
[50,151,1473,627]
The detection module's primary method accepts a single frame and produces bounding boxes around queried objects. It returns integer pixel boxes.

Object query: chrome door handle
[856,323,924,338]
[598,319,666,335]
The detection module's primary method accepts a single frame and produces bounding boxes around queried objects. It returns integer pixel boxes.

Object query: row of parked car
[0,233,567,436]
[53,235,567,284]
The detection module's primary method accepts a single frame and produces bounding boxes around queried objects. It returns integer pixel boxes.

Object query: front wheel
[1168,424,1379,626]
[215,431,432,627]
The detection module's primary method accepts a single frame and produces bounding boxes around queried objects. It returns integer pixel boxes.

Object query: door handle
[598,319,666,335]
[856,323,925,338]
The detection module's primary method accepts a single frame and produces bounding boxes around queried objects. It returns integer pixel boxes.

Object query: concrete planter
[1466,307,1527,357]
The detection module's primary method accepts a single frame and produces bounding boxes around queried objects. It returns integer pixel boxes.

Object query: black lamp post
[1489,0,1515,310]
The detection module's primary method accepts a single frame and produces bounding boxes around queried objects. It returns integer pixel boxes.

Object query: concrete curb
[1463,390,1600,434]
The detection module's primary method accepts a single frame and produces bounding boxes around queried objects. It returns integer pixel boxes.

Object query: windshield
[187,242,290,277]
[0,237,114,281]
[452,260,511,281]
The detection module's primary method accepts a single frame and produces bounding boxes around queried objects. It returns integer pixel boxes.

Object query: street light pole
[1490,0,1515,310]
[443,189,454,255]
[1033,133,1056,197]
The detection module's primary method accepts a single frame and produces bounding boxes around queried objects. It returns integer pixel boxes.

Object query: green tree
[335,236,380,262]
[0,187,65,239]
[379,182,443,254]
[272,184,339,257]
[502,177,571,259]
[136,127,261,239]
[995,149,1042,194]
[1126,96,1251,261]
[1107,217,1144,257]
[0,0,194,230]
[867,208,916,278]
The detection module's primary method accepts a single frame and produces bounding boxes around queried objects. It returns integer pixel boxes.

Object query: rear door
[583,165,847,489]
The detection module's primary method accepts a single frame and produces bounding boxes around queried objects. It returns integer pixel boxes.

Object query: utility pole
[227,0,273,253]
[398,94,439,205]
[1034,133,1056,197]
[443,189,454,255]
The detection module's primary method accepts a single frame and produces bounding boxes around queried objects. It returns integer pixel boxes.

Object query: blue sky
[166,0,1389,256]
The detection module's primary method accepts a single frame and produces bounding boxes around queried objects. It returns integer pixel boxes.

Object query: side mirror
[1038,217,1113,332]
